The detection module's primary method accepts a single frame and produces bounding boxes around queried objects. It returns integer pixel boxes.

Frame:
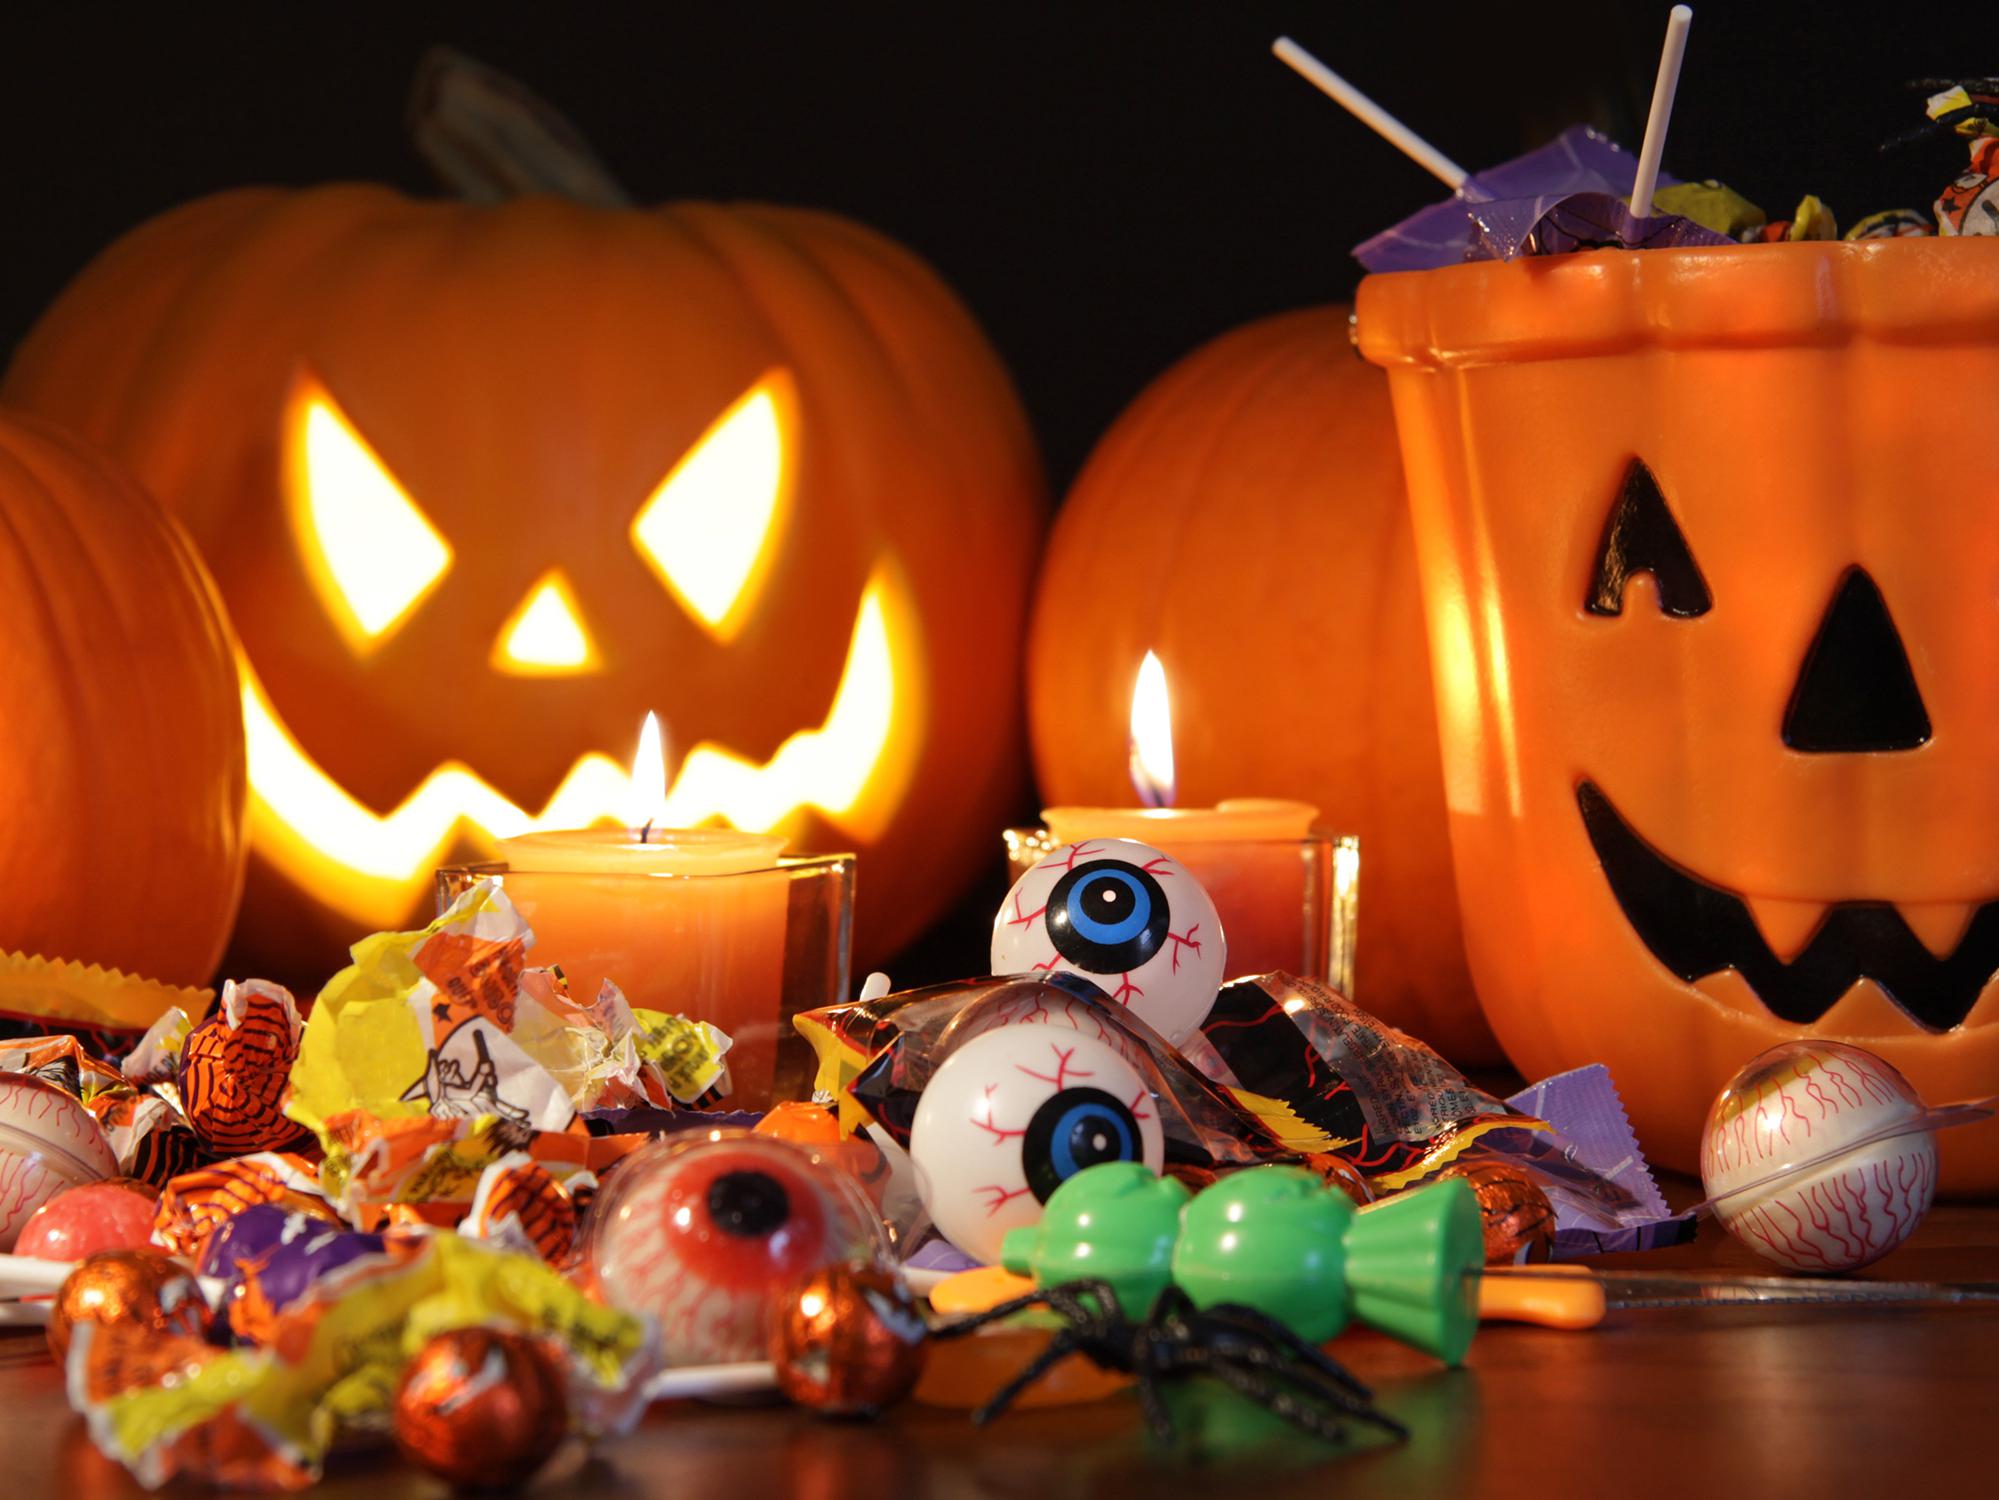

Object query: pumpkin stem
[408,48,632,208]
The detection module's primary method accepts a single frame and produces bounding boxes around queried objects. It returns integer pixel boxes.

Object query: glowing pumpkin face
[6,190,1045,979]
[1359,242,1999,1191]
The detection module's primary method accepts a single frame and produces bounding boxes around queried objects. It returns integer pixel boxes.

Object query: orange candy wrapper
[152,1152,337,1262]
[179,980,311,1154]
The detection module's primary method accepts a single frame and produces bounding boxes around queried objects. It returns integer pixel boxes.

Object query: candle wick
[640,818,654,845]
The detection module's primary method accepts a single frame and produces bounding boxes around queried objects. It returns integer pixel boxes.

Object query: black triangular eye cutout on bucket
[1585,458,1713,618]
[1783,568,1931,753]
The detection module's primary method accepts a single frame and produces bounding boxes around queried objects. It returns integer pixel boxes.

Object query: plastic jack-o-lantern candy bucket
[1358,240,1999,1192]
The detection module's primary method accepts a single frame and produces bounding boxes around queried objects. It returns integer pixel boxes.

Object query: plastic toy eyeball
[908,1018,1165,1265]
[991,838,1225,1047]
[583,1131,889,1364]
[0,1074,118,1250]
[1700,1040,1937,1272]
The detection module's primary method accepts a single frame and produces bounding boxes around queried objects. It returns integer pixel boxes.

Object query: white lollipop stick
[642,1361,779,1402]
[858,971,893,1004]
[1628,5,1694,219]
[0,1301,51,1327]
[1272,36,1468,191]
[0,1254,74,1297]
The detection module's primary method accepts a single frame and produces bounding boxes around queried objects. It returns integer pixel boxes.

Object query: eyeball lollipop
[1699,1040,1987,1272]
[992,838,1224,1047]
[583,1132,889,1365]
[908,1016,1164,1264]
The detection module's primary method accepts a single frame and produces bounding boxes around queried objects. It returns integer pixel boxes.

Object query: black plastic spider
[930,1278,1409,1446]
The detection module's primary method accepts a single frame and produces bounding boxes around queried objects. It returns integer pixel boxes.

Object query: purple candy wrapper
[200,1203,389,1343]
[1507,1066,1697,1257]
[1356,124,1731,271]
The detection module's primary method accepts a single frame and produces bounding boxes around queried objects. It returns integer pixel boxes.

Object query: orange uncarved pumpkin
[6,188,1045,984]
[1027,308,1495,1063]
[0,410,246,984]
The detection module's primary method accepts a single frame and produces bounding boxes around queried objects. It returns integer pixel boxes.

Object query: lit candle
[1017,653,1358,990]
[490,714,797,1108]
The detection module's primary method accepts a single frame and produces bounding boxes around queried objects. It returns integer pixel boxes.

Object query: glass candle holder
[1002,824,1359,995]
[435,846,853,1110]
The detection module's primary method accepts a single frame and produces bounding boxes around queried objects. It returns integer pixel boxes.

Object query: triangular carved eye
[1585,458,1713,618]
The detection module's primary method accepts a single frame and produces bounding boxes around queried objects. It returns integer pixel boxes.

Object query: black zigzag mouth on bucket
[1577,780,1998,1032]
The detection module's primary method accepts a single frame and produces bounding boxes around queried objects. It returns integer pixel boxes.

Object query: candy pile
[0,837,1975,1490]
[1353,79,1999,271]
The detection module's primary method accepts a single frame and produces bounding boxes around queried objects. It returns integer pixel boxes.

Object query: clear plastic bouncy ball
[1699,1040,1965,1272]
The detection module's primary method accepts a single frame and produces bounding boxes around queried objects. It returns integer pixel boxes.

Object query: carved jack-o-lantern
[1360,242,1999,1190]
[7,109,1044,978]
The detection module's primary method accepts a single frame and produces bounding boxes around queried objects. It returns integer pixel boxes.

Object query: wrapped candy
[809,972,1677,1264]
[1937,137,1999,235]
[0,1032,199,1191]
[1436,1161,1556,1264]
[152,1152,337,1262]
[461,1152,590,1264]
[1846,208,1934,240]
[178,979,310,1154]
[49,1247,207,1364]
[315,1108,595,1228]
[287,881,574,1140]
[582,1131,891,1365]
[1355,125,1733,271]
[394,1328,568,1488]
[199,1205,391,1345]
[1652,179,1766,238]
[1197,973,1675,1253]
[769,1261,926,1415]
[68,1231,658,1491]
[287,881,732,1157]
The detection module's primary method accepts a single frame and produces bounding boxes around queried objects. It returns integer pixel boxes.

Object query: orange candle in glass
[1011,654,1357,989]
[491,715,793,1106]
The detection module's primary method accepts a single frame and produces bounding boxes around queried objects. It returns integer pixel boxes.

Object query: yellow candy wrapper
[288,881,737,1149]
[287,880,576,1139]
[69,1232,661,1491]
[631,1008,732,1106]
[317,1108,595,1224]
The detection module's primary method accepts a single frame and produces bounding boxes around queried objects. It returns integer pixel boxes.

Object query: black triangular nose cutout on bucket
[1783,568,1931,752]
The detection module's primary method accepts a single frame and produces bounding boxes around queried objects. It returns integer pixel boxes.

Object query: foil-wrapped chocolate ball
[392,1327,568,1489]
[1438,1160,1556,1264]
[769,1260,926,1416]
[47,1247,208,1364]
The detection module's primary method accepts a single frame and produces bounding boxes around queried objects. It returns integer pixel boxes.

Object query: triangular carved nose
[1783,569,1930,753]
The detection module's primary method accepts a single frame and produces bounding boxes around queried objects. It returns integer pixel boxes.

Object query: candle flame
[1128,651,1175,809]
[629,712,671,833]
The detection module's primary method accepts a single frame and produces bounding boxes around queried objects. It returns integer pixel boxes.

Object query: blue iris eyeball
[989,837,1228,1049]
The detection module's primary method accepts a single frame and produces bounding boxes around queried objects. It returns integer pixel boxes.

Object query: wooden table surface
[8,1188,1996,1500]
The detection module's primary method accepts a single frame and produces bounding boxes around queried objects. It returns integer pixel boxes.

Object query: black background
[1,0,1977,978]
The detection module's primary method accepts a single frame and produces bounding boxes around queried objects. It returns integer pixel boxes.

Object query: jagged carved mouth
[1577,781,1997,1033]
